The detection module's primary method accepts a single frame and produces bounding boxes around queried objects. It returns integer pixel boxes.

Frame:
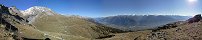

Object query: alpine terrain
[94,15,190,31]
[1,4,202,40]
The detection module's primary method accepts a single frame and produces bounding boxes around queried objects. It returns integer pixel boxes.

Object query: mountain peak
[21,6,55,16]
[29,6,51,11]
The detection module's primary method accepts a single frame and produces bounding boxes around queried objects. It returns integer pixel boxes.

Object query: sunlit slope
[98,14,202,40]
[29,13,122,39]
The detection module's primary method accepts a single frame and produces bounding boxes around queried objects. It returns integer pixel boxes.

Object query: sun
[188,0,198,3]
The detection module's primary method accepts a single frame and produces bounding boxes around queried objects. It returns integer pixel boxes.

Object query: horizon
[0,0,202,17]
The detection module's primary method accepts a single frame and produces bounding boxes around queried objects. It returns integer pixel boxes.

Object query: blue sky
[0,0,202,17]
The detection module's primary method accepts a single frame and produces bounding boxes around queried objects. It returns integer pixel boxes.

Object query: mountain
[20,6,57,24]
[98,14,202,40]
[1,4,202,40]
[0,4,125,40]
[0,4,47,40]
[95,15,191,31]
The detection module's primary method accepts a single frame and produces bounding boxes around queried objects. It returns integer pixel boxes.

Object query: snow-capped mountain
[0,4,125,40]
[20,6,57,23]
[21,6,56,16]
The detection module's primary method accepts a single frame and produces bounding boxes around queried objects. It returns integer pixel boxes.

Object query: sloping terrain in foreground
[97,14,202,40]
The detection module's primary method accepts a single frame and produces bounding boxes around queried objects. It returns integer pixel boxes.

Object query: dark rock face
[8,6,28,22]
[0,4,37,40]
[0,4,20,40]
[0,4,18,32]
[188,14,202,23]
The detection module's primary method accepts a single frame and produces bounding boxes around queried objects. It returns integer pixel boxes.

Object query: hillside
[1,4,202,40]
[0,4,46,40]
[97,14,202,40]
[0,4,126,40]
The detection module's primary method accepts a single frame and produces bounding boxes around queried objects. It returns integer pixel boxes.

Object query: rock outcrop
[0,4,49,40]
[188,14,202,23]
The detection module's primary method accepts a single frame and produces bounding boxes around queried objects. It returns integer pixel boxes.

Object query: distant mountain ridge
[94,15,191,31]
[100,14,202,40]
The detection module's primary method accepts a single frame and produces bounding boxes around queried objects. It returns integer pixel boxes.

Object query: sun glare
[187,0,198,6]
[188,0,198,3]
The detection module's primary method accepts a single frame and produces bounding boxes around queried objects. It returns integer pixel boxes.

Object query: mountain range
[0,4,202,40]
[0,4,124,40]
[94,15,190,31]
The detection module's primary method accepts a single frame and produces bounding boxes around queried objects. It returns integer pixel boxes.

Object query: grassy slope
[31,13,123,40]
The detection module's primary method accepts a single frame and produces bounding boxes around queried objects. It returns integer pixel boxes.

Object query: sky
[0,0,202,17]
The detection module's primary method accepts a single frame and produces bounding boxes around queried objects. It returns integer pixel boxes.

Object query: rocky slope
[0,4,47,40]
